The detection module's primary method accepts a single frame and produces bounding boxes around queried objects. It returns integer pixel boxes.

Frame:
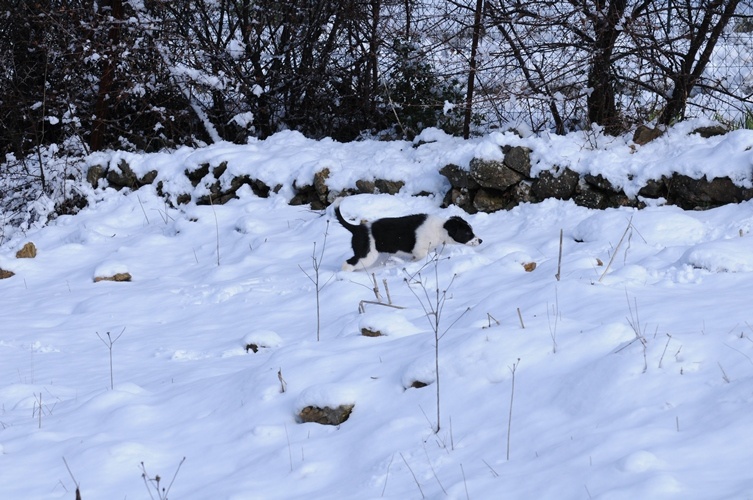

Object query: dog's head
[444,216,482,246]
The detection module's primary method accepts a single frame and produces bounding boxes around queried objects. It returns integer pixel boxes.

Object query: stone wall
[88,125,753,213]
[440,125,753,213]
[440,147,753,213]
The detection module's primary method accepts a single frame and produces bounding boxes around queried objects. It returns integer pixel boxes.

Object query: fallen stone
[94,272,132,283]
[16,242,37,259]
[298,405,354,426]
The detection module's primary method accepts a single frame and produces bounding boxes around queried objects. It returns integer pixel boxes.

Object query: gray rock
[633,125,664,145]
[668,174,743,209]
[473,188,508,213]
[356,179,376,193]
[374,179,405,195]
[469,158,523,190]
[692,126,728,138]
[440,163,480,190]
[574,186,608,209]
[86,165,106,187]
[637,178,667,198]
[531,167,579,200]
[504,146,532,177]
[298,404,354,426]
[106,159,139,189]
[186,164,210,186]
[584,174,616,192]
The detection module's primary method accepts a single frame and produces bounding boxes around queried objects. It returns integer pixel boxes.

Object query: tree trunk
[586,0,627,135]
[658,0,740,126]
[464,0,484,139]
[90,0,124,151]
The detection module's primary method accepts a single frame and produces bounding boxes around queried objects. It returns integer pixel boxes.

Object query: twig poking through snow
[460,463,470,500]
[96,327,125,390]
[483,313,500,329]
[358,300,406,314]
[517,307,525,329]
[555,228,563,281]
[383,278,392,305]
[400,453,425,499]
[371,273,382,302]
[623,292,649,373]
[140,457,186,500]
[381,453,394,497]
[718,362,731,383]
[599,215,634,282]
[284,424,293,472]
[507,358,520,461]
[547,289,560,354]
[299,221,334,341]
[482,459,499,478]
[659,334,672,368]
[423,444,447,494]
[404,248,469,433]
[62,457,81,500]
[209,194,220,266]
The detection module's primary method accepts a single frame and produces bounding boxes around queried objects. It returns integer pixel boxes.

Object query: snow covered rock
[296,384,358,425]
[242,330,282,353]
[298,405,354,426]
[93,262,132,282]
[93,272,132,283]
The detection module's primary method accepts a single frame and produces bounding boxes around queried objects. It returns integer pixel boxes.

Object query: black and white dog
[333,200,482,271]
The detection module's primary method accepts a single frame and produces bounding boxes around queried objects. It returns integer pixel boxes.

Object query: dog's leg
[342,240,379,271]
[346,248,379,271]
[412,248,428,260]
[412,240,439,260]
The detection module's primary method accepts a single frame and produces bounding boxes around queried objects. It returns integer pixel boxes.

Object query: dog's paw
[341,262,355,272]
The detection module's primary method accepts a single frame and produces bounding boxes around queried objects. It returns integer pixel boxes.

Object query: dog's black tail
[332,199,360,234]
[334,205,360,233]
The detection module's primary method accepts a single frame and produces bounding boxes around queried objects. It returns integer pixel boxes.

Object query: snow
[3,124,753,499]
[230,112,255,129]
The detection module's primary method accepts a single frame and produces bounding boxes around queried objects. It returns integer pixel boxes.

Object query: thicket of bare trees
[482,0,752,134]
[1,0,752,162]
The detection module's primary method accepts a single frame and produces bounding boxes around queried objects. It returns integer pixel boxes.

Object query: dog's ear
[443,216,476,243]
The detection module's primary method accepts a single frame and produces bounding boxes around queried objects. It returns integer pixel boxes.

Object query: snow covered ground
[2,124,753,499]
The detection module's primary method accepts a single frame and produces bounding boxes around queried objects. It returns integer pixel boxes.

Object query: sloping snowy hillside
[2,125,753,499]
